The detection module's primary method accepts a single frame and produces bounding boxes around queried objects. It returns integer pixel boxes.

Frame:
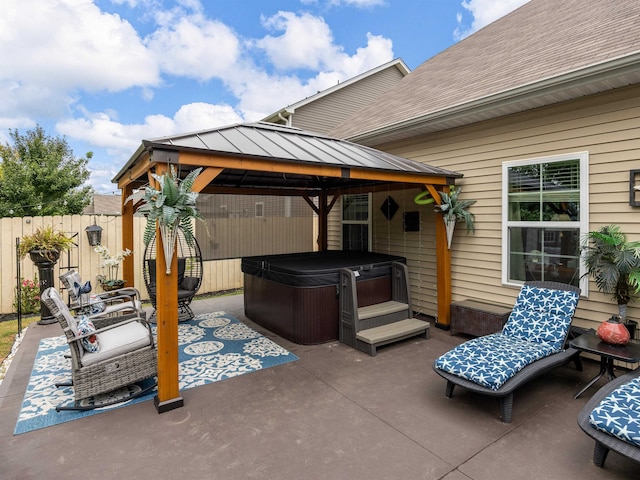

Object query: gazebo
[113,122,462,412]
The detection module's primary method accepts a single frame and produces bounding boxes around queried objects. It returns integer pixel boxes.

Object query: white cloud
[455,0,530,40]
[257,12,339,71]
[57,102,244,192]
[57,102,243,156]
[328,0,386,6]
[0,0,160,123]
[146,12,241,81]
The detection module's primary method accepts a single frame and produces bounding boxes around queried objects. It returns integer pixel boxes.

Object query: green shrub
[13,275,40,314]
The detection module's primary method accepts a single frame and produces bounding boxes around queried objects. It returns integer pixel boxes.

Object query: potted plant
[433,185,476,248]
[94,245,132,291]
[127,165,204,274]
[18,225,74,262]
[582,225,640,337]
[18,226,74,324]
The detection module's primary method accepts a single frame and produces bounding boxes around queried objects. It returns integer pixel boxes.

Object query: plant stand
[29,249,60,325]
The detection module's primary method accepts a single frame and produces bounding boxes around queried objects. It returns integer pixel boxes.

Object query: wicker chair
[143,230,203,321]
[41,287,157,411]
[433,281,582,423]
[59,269,143,321]
[578,367,640,467]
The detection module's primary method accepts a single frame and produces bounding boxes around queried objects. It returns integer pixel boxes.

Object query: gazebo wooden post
[121,184,135,288]
[318,191,328,251]
[153,163,183,413]
[429,184,452,328]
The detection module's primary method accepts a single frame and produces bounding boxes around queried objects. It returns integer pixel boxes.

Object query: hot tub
[242,251,406,344]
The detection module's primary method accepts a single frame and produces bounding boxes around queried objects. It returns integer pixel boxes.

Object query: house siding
[367,84,640,329]
[289,67,407,134]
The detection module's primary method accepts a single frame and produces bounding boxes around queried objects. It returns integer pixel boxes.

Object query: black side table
[570,333,640,398]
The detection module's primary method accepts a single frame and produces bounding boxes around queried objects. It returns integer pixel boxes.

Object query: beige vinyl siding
[371,84,640,330]
[290,67,407,134]
[326,188,440,317]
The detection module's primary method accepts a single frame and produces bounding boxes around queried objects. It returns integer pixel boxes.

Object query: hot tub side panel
[244,272,393,345]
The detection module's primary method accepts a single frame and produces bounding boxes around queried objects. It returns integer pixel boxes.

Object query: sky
[0,0,530,194]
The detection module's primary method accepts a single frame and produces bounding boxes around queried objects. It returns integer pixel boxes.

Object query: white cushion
[81,321,151,366]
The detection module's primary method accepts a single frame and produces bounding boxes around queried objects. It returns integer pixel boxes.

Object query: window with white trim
[341,193,371,251]
[502,153,589,290]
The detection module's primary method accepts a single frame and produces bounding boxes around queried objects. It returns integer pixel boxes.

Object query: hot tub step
[356,318,430,356]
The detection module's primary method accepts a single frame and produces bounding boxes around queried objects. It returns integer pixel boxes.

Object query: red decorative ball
[597,317,630,345]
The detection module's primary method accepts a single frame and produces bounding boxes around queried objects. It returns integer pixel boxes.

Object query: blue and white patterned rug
[14,311,298,435]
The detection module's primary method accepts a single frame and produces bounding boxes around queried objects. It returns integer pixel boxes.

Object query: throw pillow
[89,294,106,314]
[77,316,100,353]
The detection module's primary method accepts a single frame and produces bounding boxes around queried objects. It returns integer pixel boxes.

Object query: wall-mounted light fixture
[630,170,640,206]
[85,221,103,246]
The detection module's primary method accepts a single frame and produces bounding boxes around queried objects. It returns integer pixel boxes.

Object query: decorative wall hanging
[380,196,399,221]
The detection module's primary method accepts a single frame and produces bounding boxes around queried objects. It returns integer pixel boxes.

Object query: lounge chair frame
[433,281,582,423]
[577,366,640,467]
[41,287,157,411]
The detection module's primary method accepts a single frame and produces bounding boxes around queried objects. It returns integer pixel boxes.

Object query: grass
[0,315,40,364]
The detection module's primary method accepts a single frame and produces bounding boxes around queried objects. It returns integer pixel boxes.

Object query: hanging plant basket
[159,223,180,274]
[444,217,456,249]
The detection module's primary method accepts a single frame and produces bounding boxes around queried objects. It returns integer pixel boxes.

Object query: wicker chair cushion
[77,316,100,353]
[589,377,640,447]
[434,333,557,390]
[81,321,152,367]
[180,276,199,291]
[502,285,579,350]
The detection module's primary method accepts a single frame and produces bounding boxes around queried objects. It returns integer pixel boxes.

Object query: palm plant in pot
[581,225,640,339]
[127,165,203,274]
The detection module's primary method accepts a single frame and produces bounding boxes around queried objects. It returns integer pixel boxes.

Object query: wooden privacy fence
[0,215,244,315]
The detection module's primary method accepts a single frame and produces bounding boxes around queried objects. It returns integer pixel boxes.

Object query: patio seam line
[293,359,459,474]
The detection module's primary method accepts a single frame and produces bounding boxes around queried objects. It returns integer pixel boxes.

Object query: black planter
[29,249,61,325]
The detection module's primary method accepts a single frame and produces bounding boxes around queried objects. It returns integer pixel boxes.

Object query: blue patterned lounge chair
[433,281,581,423]
[577,366,640,467]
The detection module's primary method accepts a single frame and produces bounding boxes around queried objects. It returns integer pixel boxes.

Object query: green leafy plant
[17,226,74,260]
[434,185,477,233]
[13,275,40,314]
[127,165,204,247]
[582,225,640,312]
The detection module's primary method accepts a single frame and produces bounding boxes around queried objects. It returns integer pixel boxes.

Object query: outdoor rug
[14,311,298,435]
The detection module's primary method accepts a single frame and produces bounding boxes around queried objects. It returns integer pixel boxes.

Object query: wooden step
[356,318,430,345]
[357,300,409,320]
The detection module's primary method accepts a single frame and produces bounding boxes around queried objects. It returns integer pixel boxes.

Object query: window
[342,193,371,251]
[502,153,589,290]
[255,202,264,218]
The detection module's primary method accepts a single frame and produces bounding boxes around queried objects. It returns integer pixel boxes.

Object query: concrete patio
[1,293,638,479]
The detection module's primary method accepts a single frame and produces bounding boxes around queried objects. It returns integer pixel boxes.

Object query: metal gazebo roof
[113,122,461,195]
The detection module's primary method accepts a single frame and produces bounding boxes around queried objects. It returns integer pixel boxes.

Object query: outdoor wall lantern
[630,169,640,207]
[85,222,103,246]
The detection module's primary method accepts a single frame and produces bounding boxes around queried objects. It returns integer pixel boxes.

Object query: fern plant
[127,165,204,247]
[435,185,477,233]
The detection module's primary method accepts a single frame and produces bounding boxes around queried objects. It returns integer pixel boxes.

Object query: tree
[0,125,94,217]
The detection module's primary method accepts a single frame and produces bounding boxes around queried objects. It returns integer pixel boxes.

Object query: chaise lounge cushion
[502,286,579,350]
[589,377,640,447]
[434,333,558,390]
[81,321,153,367]
[434,285,579,391]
